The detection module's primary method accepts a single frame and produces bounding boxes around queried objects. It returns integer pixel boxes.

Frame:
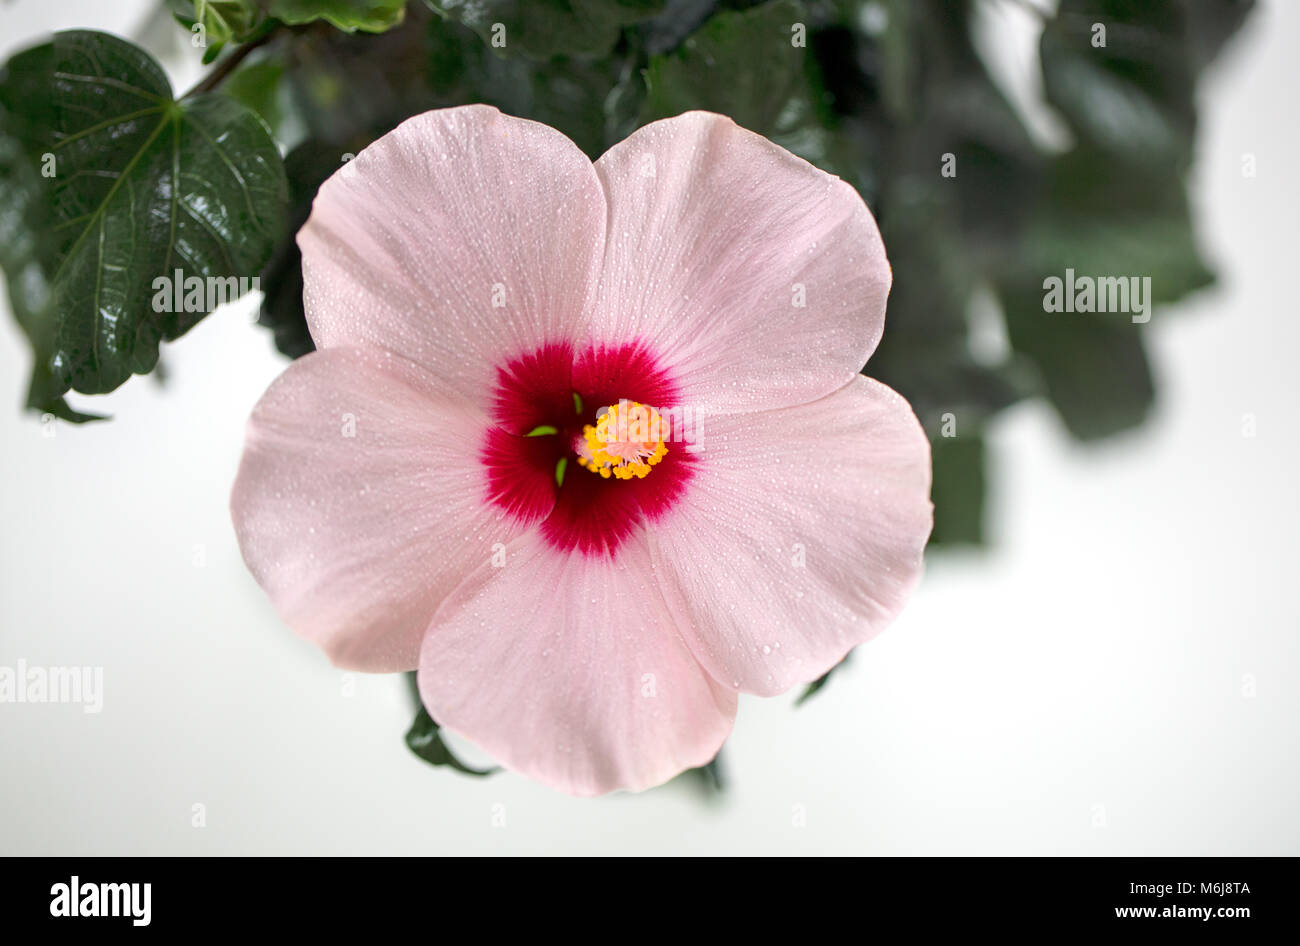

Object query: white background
[1,0,1296,854]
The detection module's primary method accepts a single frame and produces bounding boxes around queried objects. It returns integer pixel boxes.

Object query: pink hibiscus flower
[231,105,932,796]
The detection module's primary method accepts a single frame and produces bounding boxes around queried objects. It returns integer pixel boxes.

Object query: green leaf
[1182,0,1257,71]
[166,1,268,60]
[795,651,857,706]
[928,433,988,546]
[0,30,287,395]
[285,9,442,144]
[1041,2,1191,169]
[642,0,802,132]
[222,59,288,136]
[678,751,725,795]
[641,0,832,164]
[1040,0,1255,170]
[1005,148,1214,306]
[270,0,407,33]
[1000,282,1155,441]
[795,665,835,706]
[988,144,1213,445]
[257,141,357,360]
[630,0,718,57]
[868,178,1028,429]
[425,0,665,59]
[0,117,106,422]
[986,105,1214,446]
[405,705,499,777]
[423,11,648,158]
[196,0,261,43]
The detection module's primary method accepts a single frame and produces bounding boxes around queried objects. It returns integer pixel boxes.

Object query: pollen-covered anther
[576,400,669,480]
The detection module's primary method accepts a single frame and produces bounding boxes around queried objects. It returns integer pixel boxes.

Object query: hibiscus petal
[647,376,932,696]
[231,348,544,672]
[589,111,890,415]
[417,533,736,795]
[299,105,607,407]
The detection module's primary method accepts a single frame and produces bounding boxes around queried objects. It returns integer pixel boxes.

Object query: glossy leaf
[0,30,287,395]
[0,113,105,422]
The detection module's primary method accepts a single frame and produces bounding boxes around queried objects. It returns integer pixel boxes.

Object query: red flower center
[481,342,696,557]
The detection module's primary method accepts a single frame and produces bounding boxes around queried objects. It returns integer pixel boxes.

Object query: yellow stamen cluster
[577,400,669,480]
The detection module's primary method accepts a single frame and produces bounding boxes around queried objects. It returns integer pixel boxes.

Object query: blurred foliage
[426,0,666,59]
[0,0,1255,765]
[243,0,1253,551]
[0,2,1254,528]
[166,0,407,56]
[681,752,726,796]
[796,652,850,706]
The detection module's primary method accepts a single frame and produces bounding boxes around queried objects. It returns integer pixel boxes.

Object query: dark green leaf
[1004,148,1214,306]
[0,138,107,422]
[928,433,988,546]
[1042,2,1191,169]
[795,657,846,706]
[678,750,725,794]
[405,705,499,777]
[287,7,442,144]
[430,20,641,158]
[426,0,664,59]
[641,0,833,165]
[257,140,359,359]
[222,58,288,136]
[0,30,287,394]
[1040,0,1255,170]
[869,178,1028,428]
[1183,0,1257,71]
[1001,282,1155,441]
[631,0,718,57]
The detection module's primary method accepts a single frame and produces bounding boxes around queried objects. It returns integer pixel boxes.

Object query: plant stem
[181,28,280,99]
